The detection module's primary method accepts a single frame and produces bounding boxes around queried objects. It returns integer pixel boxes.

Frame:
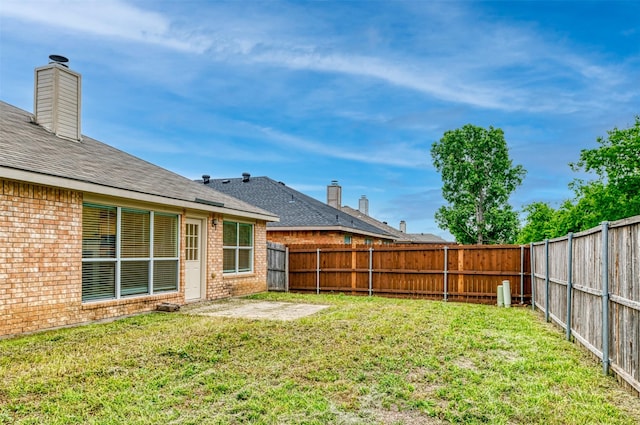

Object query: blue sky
[1,1,638,240]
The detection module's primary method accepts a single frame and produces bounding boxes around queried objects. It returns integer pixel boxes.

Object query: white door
[185,219,203,301]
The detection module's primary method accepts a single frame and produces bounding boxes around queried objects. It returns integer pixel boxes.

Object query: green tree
[517,116,640,243]
[569,115,640,223]
[431,124,526,244]
[516,202,557,244]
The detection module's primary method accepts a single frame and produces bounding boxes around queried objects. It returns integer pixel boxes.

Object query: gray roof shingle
[0,101,277,220]
[204,176,394,238]
[340,206,448,243]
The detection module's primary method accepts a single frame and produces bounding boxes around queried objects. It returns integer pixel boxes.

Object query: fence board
[531,215,640,396]
[266,242,287,291]
[287,244,530,304]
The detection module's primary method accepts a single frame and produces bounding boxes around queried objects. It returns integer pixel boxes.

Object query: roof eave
[267,225,395,240]
[1,167,279,222]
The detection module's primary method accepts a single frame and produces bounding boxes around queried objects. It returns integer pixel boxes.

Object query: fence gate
[267,242,287,291]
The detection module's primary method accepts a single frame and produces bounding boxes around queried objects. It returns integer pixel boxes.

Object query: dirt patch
[181,298,330,321]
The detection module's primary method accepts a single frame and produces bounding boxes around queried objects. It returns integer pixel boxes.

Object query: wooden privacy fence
[531,215,640,394]
[286,244,531,304]
[266,242,288,291]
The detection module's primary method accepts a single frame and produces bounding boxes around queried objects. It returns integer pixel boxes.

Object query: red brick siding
[267,230,389,245]
[222,220,268,297]
[0,180,186,337]
[1,180,84,335]
[1,179,270,337]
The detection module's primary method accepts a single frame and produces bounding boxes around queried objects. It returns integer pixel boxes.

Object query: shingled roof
[0,101,277,221]
[340,206,448,243]
[203,176,394,239]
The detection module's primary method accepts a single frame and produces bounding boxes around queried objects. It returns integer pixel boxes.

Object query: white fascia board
[1,167,279,222]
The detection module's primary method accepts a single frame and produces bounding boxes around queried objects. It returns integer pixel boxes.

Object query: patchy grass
[1,293,638,424]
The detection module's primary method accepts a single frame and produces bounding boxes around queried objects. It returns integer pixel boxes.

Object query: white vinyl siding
[223,221,253,274]
[34,64,81,140]
[82,203,179,302]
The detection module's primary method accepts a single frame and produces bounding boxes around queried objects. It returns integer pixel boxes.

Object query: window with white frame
[82,203,179,302]
[223,221,253,273]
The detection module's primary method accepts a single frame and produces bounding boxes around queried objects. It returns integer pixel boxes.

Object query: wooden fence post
[351,247,357,295]
[316,248,321,295]
[601,222,610,375]
[285,246,290,292]
[457,247,465,298]
[443,246,448,301]
[520,245,524,304]
[545,239,550,322]
[566,233,573,340]
[530,242,535,311]
[368,247,373,296]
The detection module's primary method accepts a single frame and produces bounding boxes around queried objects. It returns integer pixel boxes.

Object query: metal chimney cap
[202,174,210,184]
[49,55,69,67]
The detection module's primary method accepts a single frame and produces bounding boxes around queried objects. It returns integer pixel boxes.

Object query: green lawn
[1,293,638,424]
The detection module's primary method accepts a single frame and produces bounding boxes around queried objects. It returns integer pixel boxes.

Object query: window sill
[223,272,255,279]
[81,292,180,309]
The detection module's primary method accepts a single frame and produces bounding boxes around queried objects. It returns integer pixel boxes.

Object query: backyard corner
[1,293,639,425]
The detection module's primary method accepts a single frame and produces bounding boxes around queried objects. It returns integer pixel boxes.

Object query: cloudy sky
[1,0,638,240]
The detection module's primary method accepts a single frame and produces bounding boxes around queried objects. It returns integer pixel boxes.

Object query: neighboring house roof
[340,205,448,243]
[0,101,278,222]
[203,176,394,239]
[408,233,449,243]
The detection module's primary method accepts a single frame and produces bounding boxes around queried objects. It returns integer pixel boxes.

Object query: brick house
[201,175,395,245]
[340,205,448,244]
[0,57,278,337]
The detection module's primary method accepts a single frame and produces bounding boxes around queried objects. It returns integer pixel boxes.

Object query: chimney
[34,55,82,141]
[400,220,407,233]
[327,180,342,210]
[202,174,210,184]
[242,172,251,182]
[358,195,369,215]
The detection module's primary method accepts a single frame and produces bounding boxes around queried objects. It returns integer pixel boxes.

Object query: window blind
[82,262,116,301]
[154,214,178,257]
[82,204,179,302]
[121,209,150,258]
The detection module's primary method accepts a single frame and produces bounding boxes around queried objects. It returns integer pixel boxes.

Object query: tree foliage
[517,116,640,243]
[431,124,526,244]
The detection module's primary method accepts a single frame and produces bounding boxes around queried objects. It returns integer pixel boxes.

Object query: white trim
[82,203,180,302]
[222,220,254,274]
[185,217,205,301]
[1,167,279,222]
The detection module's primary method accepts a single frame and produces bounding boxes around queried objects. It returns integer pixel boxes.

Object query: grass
[1,293,639,424]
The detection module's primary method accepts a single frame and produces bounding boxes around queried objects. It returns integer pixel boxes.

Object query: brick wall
[0,180,186,337]
[1,179,270,337]
[0,180,83,335]
[267,229,389,245]
[205,213,230,300]
[222,220,268,297]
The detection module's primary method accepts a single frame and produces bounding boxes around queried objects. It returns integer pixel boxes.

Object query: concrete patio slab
[182,298,330,321]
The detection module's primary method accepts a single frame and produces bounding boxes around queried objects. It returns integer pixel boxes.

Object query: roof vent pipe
[242,172,251,182]
[202,174,210,184]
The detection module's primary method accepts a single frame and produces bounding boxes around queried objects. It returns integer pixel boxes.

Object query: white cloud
[257,126,428,168]
[0,0,210,53]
